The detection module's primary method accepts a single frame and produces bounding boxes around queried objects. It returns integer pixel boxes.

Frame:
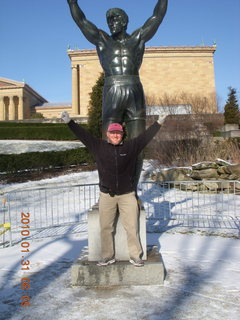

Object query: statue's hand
[61,111,71,124]
[157,114,167,125]
[67,0,77,4]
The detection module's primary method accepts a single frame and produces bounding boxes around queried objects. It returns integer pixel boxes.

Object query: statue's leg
[102,83,123,140]
[125,118,146,191]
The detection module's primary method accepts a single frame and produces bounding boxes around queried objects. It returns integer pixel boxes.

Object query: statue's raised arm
[67,0,102,45]
[135,0,168,43]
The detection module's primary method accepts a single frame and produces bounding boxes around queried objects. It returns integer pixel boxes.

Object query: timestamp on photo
[20,212,31,307]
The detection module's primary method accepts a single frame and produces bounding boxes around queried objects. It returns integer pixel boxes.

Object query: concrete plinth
[71,246,166,287]
[88,204,147,261]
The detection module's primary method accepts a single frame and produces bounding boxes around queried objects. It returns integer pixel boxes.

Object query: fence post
[0,198,12,247]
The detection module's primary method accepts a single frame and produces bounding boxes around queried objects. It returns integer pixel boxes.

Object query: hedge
[0,122,88,140]
[0,148,94,174]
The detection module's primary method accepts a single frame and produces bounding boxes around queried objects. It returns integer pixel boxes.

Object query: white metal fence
[1,180,239,247]
[140,181,240,233]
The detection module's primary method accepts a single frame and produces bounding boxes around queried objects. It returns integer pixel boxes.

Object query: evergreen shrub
[0,123,88,140]
[0,148,94,173]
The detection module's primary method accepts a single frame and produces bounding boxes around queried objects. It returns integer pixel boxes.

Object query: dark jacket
[68,120,160,194]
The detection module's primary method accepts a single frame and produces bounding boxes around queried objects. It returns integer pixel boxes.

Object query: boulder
[226,164,240,178]
[217,165,240,179]
[235,182,240,190]
[215,159,232,166]
[177,182,201,191]
[151,160,240,189]
[192,161,218,170]
[202,182,219,191]
[190,168,220,180]
[217,182,231,190]
[153,167,192,182]
[217,166,227,174]
[228,174,240,180]
[218,173,231,180]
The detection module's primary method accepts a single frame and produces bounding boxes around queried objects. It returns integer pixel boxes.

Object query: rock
[226,164,240,178]
[149,160,240,193]
[228,174,240,180]
[217,182,231,190]
[202,182,219,191]
[190,168,220,180]
[198,184,208,191]
[217,167,227,174]
[215,159,232,166]
[177,182,200,191]
[192,161,218,170]
[219,166,232,175]
[235,182,240,190]
[218,173,231,180]
[217,164,240,178]
[154,167,192,182]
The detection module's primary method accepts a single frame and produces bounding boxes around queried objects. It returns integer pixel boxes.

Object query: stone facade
[0,78,47,121]
[68,46,217,118]
[1,46,217,120]
[34,102,72,120]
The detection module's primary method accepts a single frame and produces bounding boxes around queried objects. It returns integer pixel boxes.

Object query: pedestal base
[71,246,166,287]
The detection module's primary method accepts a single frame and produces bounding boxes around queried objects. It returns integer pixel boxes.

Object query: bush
[0,148,94,174]
[147,136,240,167]
[0,122,88,140]
[213,131,221,137]
[145,91,218,113]
[88,73,104,138]
[30,112,44,119]
[224,87,239,124]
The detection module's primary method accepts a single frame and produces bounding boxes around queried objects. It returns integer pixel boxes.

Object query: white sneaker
[129,258,144,267]
[97,258,116,266]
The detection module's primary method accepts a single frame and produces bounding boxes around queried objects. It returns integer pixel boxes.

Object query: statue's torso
[97,34,145,77]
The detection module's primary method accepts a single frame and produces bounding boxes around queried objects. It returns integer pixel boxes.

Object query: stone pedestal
[88,204,147,261]
[71,246,166,287]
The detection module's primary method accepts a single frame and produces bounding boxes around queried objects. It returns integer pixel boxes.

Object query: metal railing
[140,180,239,233]
[1,180,239,246]
[5,183,99,230]
[0,198,12,247]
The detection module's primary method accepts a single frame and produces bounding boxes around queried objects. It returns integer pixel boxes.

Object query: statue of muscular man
[67,0,168,188]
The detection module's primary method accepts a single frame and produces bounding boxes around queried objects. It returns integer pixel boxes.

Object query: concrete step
[71,246,166,287]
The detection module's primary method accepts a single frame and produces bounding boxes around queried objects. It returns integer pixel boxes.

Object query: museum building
[0,46,217,121]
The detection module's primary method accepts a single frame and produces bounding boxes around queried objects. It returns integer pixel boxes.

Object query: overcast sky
[0,0,239,111]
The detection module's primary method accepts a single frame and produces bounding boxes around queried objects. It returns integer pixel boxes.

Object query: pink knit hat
[107,123,123,132]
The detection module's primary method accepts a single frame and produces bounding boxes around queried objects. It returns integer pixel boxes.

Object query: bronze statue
[67,0,168,188]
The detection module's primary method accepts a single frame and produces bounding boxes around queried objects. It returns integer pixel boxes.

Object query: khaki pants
[99,191,142,260]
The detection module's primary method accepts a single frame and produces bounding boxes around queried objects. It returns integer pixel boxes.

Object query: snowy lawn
[0,232,239,320]
[0,140,83,154]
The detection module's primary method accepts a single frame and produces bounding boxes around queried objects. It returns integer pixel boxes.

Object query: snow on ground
[0,232,239,320]
[0,162,239,320]
[0,140,83,154]
[0,169,99,194]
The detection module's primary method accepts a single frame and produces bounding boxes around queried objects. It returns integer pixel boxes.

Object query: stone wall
[221,124,240,138]
[149,160,240,192]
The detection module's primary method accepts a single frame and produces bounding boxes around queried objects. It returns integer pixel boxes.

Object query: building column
[9,96,15,120]
[0,96,4,120]
[72,65,79,115]
[18,95,24,120]
[24,96,30,118]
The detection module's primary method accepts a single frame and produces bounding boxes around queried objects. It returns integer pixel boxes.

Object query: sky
[0,0,240,112]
